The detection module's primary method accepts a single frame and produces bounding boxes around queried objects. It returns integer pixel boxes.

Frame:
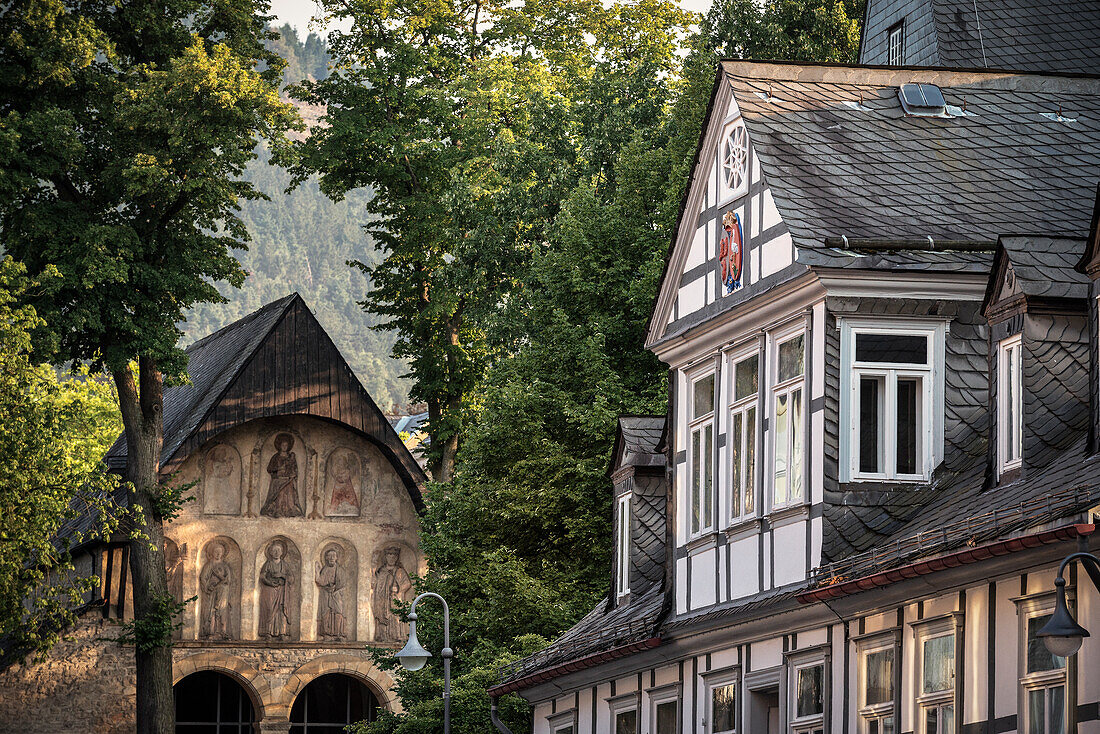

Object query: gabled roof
[983,235,1090,313]
[723,61,1100,257]
[104,293,427,506]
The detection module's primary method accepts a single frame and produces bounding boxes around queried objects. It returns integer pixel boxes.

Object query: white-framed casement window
[840,320,944,482]
[914,617,959,734]
[548,709,577,734]
[1018,597,1069,734]
[720,118,749,201]
[998,334,1023,475]
[649,684,681,734]
[706,670,739,734]
[689,370,717,537]
[616,492,631,597]
[887,21,905,65]
[610,693,640,734]
[728,349,759,523]
[856,634,898,734]
[770,329,805,509]
[788,659,826,734]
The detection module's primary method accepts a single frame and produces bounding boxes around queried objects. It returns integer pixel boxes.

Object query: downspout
[490,696,515,734]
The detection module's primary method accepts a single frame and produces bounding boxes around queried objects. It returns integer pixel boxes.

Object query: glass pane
[692,430,701,534]
[1006,345,1020,462]
[856,333,928,364]
[745,408,756,515]
[859,376,883,474]
[735,355,759,401]
[896,377,920,475]
[865,649,894,705]
[797,665,824,717]
[656,702,678,734]
[1028,689,1044,734]
[774,393,788,505]
[791,389,803,499]
[1050,685,1065,734]
[1028,615,1067,673]
[616,709,637,734]
[731,412,743,517]
[922,634,954,694]
[925,708,938,734]
[704,425,714,527]
[870,720,879,734]
[694,374,715,419]
[943,705,954,734]
[883,716,895,734]
[712,684,736,733]
[778,336,805,382]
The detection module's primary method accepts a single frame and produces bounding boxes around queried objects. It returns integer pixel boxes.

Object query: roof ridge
[186,292,300,352]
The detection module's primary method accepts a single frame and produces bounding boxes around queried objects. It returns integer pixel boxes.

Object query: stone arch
[172,651,271,722]
[280,654,399,716]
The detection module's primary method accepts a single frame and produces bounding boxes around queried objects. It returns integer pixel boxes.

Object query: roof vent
[898,83,946,116]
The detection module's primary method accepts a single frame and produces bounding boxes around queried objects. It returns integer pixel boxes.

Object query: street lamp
[395,592,453,734]
[1037,551,1100,657]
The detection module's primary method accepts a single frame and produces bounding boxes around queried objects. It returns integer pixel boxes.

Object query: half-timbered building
[489,7,1100,734]
[0,293,428,733]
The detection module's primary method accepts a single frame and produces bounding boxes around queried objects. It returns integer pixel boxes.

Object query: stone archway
[173,651,272,723]
[280,654,399,716]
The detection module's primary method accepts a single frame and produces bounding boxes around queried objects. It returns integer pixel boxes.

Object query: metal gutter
[822,237,996,251]
[798,523,1096,604]
[487,637,661,697]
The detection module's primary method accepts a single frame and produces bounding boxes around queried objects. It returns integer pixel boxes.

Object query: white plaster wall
[772,522,806,587]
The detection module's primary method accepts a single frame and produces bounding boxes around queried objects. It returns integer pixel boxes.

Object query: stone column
[258,717,291,734]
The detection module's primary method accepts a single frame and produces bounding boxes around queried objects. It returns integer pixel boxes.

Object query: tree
[0,1,298,729]
[701,0,863,63]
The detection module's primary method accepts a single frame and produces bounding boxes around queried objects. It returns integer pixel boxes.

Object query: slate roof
[929,0,1100,75]
[610,416,666,472]
[994,236,1091,301]
[723,61,1100,268]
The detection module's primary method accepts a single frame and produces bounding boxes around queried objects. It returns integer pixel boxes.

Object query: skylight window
[898,83,946,116]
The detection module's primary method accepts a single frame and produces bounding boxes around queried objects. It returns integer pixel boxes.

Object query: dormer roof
[983,235,1090,316]
[608,416,666,476]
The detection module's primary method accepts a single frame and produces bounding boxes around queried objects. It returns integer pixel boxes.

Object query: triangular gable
[1075,183,1100,277]
[982,245,1023,316]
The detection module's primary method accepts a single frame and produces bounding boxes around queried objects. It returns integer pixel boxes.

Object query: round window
[723,122,748,195]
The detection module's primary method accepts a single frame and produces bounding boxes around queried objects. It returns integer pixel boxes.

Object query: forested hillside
[181,26,411,411]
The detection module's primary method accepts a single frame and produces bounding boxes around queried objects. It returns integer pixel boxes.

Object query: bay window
[690,371,716,536]
[729,351,758,522]
[998,334,1023,475]
[771,332,804,508]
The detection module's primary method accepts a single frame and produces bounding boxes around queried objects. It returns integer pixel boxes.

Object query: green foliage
[114,591,191,653]
[0,258,123,660]
[701,0,864,64]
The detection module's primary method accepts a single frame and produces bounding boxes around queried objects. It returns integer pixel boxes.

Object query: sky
[270,0,712,35]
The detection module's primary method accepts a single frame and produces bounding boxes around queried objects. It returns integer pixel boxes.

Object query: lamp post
[394,592,452,734]
[1037,551,1100,657]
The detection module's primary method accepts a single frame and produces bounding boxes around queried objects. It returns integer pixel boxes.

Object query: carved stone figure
[325,449,361,517]
[372,546,413,642]
[200,541,233,640]
[261,433,302,518]
[164,538,185,640]
[203,443,242,515]
[258,539,296,640]
[315,544,349,641]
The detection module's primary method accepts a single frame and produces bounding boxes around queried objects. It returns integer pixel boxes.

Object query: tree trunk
[115,360,174,734]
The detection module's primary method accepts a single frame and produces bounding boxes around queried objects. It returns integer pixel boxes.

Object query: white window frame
[768,325,806,511]
[856,632,899,734]
[887,21,905,65]
[649,683,682,734]
[998,334,1023,475]
[610,692,640,734]
[548,709,577,734]
[719,117,749,202]
[839,318,946,483]
[616,492,631,598]
[912,615,961,734]
[1016,594,1070,734]
[727,346,760,524]
[786,651,828,734]
[688,368,717,539]
[705,668,740,734]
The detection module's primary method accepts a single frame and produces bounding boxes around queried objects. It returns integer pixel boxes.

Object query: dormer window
[887,21,905,65]
[998,334,1023,475]
[840,319,945,482]
[690,372,716,536]
[616,493,631,597]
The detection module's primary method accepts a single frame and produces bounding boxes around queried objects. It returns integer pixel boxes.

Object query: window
[610,694,640,734]
[690,372,716,536]
[790,662,825,734]
[721,119,749,200]
[1019,602,1068,734]
[771,332,804,508]
[549,710,577,734]
[841,321,943,482]
[615,708,638,734]
[915,623,956,734]
[729,351,759,522]
[857,636,897,734]
[650,686,680,734]
[887,21,905,66]
[710,681,737,734]
[998,335,1023,475]
[616,493,631,596]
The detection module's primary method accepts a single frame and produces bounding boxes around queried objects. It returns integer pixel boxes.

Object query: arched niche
[198,536,242,641]
[322,447,365,518]
[251,427,315,519]
[164,537,185,640]
[174,670,257,730]
[369,542,417,644]
[201,442,242,515]
[289,673,379,732]
[256,536,301,641]
[313,538,358,642]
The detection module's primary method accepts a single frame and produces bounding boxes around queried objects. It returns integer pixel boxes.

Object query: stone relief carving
[261,433,304,518]
[371,544,414,643]
[199,537,241,640]
[164,538,185,640]
[202,443,242,515]
[324,448,362,517]
[315,540,357,641]
[258,537,300,641]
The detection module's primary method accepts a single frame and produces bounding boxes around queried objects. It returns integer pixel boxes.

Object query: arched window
[175,670,256,733]
[290,673,379,733]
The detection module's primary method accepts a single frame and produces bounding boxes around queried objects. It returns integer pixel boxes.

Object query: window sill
[685,532,718,556]
[725,517,762,542]
[768,503,809,528]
